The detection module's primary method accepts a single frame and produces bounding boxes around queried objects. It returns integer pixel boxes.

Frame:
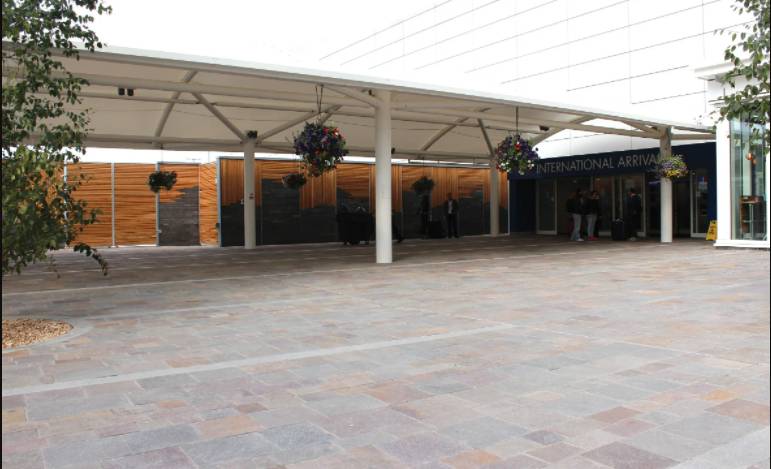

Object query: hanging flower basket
[494,134,539,175]
[293,122,348,177]
[411,175,435,194]
[655,154,689,179]
[147,170,177,193]
[282,172,307,190]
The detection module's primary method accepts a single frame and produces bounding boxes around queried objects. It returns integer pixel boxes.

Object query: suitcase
[611,219,626,241]
[428,220,445,239]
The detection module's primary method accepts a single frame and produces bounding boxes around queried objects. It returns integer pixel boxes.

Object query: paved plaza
[2,236,769,468]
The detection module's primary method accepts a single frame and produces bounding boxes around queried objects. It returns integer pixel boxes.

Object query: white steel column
[478,119,500,237]
[490,166,500,236]
[715,119,732,244]
[374,90,392,264]
[660,127,673,243]
[243,136,256,249]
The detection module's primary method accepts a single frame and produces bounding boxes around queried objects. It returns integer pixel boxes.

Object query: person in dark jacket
[444,193,460,238]
[626,188,642,241]
[585,191,600,241]
[566,189,585,241]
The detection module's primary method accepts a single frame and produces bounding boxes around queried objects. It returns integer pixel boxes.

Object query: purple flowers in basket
[293,122,349,177]
[494,134,539,175]
[655,154,689,179]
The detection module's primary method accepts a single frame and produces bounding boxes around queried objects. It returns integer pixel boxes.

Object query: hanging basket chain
[292,85,348,178]
[315,84,324,122]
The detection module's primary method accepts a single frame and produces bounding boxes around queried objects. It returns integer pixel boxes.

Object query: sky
[85,0,445,162]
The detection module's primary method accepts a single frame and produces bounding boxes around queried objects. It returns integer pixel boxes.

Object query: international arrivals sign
[510,150,661,179]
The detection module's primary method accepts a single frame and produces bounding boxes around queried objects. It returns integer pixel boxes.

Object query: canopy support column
[374,90,392,264]
[243,135,257,249]
[660,126,673,243]
[490,166,500,236]
[478,119,499,237]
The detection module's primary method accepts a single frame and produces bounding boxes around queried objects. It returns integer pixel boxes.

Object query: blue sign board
[509,143,715,180]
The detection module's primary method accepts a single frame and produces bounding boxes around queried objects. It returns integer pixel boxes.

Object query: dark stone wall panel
[262,180,303,245]
[159,187,200,246]
[220,204,261,247]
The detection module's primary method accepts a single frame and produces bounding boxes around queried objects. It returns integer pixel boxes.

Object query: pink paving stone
[235,402,268,414]
[364,382,431,404]
[101,447,196,469]
[194,414,262,440]
[584,442,677,469]
[526,442,582,463]
[603,418,656,437]
[590,406,641,424]
[442,449,501,468]
[707,399,771,425]
[487,454,547,469]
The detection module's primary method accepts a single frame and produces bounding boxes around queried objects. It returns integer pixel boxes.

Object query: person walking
[585,190,600,241]
[626,188,642,241]
[444,193,460,238]
[566,189,585,242]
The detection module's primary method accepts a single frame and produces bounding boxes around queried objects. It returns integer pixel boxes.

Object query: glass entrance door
[618,174,646,237]
[646,175,660,236]
[556,177,591,235]
[592,176,614,236]
[673,178,691,237]
[536,179,556,234]
[691,169,709,236]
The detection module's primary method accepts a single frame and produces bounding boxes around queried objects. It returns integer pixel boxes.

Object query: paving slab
[1,236,768,468]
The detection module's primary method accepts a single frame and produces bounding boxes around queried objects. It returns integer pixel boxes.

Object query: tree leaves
[2,0,111,275]
[717,0,770,150]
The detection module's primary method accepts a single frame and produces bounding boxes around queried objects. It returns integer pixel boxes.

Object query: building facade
[320,0,747,157]
[696,63,769,249]
[509,143,716,238]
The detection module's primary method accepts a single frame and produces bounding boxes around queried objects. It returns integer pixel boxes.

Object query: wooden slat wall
[400,166,430,198]
[67,159,508,248]
[300,170,336,209]
[220,158,263,207]
[456,168,486,198]
[199,162,218,245]
[68,163,113,246]
[159,163,199,203]
[261,161,300,183]
[114,164,156,245]
[336,164,369,200]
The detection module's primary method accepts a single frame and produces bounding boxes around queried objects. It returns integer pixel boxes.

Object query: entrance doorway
[534,172,705,239]
[647,176,695,238]
[556,177,590,235]
[593,176,614,236]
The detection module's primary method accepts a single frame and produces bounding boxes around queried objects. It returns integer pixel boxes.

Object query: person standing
[444,193,459,238]
[566,189,585,242]
[626,188,642,241]
[585,190,600,241]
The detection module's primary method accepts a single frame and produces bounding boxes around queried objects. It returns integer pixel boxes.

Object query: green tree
[718,0,770,149]
[2,0,111,275]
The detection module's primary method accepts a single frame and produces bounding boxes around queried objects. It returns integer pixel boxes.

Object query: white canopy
[3,42,712,261]
[3,43,714,163]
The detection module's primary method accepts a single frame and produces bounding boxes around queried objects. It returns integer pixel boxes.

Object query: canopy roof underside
[2,43,715,163]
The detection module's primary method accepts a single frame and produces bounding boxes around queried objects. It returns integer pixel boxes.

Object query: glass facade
[730,119,767,240]
[536,179,556,232]
[692,169,709,234]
